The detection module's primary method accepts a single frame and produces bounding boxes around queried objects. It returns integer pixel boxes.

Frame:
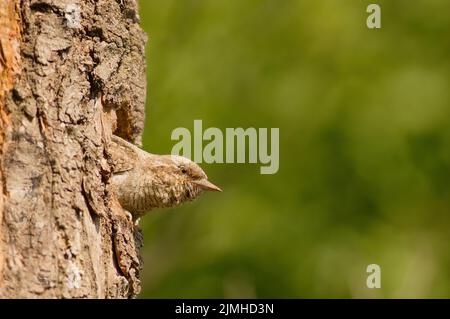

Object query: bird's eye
[181,168,187,174]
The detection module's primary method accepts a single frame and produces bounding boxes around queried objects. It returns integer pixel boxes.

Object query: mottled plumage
[109,135,221,216]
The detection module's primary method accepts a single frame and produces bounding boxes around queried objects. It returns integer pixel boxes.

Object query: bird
[109,134,221,217]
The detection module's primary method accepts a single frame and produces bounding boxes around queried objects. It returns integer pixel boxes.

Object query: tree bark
[0,0,147,298]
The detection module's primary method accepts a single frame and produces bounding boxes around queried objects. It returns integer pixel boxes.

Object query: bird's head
[158,155,221,205]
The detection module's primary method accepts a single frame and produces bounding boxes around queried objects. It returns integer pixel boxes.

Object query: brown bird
[109,135,221,217]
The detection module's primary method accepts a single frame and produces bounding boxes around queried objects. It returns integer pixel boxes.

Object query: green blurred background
[137,0,450,298]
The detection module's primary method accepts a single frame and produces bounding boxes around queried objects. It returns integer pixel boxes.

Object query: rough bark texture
[0,0,147,298]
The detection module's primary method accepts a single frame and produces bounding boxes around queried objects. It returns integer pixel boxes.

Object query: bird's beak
[194,179,222,192]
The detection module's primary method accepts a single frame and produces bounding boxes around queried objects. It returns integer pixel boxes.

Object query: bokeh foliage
[138,0,450,298]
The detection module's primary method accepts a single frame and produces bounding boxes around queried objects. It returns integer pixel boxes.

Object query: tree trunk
[0,0,147,298]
